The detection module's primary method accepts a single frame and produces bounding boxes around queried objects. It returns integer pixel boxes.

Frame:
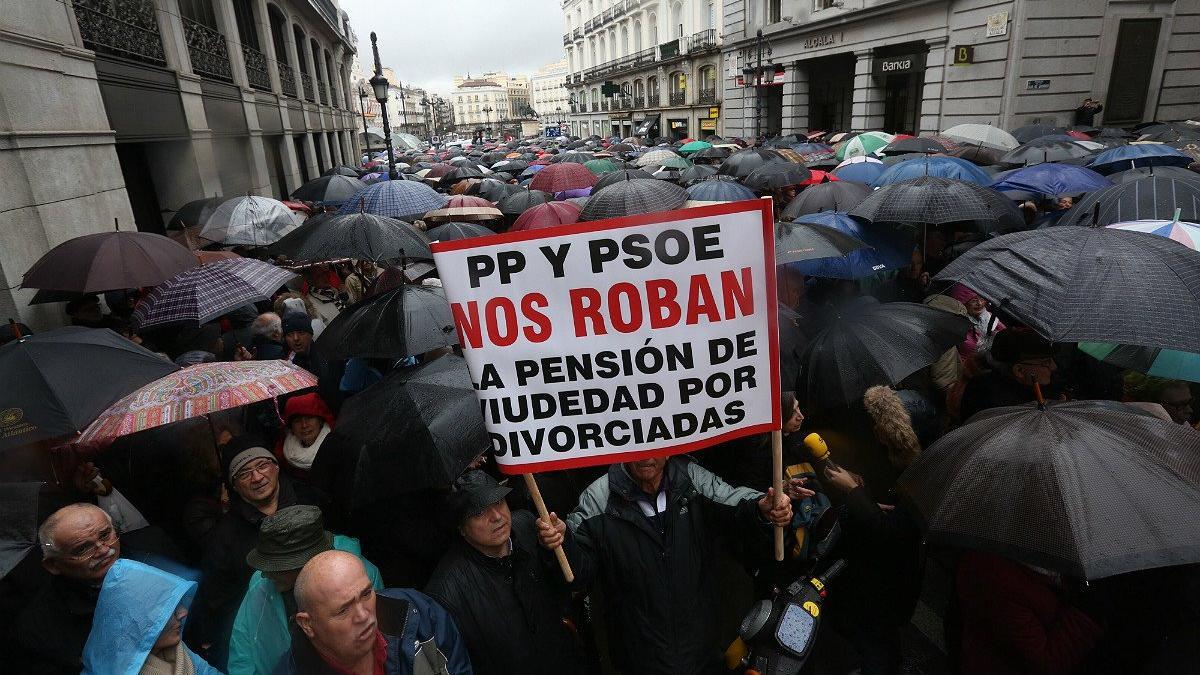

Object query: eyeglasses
[52,527,118,561]
[234,459,277,483]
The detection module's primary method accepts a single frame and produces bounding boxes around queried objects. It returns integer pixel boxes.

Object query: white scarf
[283,424,329,470]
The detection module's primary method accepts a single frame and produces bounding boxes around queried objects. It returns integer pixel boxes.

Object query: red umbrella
[530,163,597,193]
[799,170,840,186]
[512,202,582,232]
[1067,130,1092,140]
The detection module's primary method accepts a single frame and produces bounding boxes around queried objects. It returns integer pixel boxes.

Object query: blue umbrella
[871,156,993,187]
[686,177,756,202]
[785,211,913,279]
[336,180,446,218]
[1087,144,1193,175]
[990,163,1112,198]
[831,159,886,184]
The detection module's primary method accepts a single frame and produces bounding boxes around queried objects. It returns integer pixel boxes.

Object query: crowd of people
[3,119,1200,675]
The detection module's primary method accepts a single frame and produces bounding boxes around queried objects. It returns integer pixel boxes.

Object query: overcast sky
[340,0,567,95]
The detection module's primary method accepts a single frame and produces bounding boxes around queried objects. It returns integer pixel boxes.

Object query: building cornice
[724,0,948,51]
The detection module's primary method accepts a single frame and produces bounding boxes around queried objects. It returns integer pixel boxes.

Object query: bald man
[17,503,121,675]
[278,550,471,675]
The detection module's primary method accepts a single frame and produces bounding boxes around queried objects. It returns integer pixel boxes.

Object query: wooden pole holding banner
[772,429,785,561]
[523,473,575,583]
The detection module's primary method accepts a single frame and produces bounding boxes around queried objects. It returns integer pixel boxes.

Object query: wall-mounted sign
[709,107,720,119]
[700,119,717,131]
[952,45,974,65]
[986,11,1009,37]
[803,33,839,48]
[873,54,920,76]
[1027,79,1051,90]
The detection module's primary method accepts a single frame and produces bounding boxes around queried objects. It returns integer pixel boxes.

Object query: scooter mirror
[809,506,840,549]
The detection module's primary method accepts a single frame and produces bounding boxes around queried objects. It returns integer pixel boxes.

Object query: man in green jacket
[227,505,383,675]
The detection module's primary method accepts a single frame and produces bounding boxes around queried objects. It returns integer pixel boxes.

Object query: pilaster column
[919,37,949,135]
[850,48,883,131]
[782,61,808,135]
[211,0,249,90]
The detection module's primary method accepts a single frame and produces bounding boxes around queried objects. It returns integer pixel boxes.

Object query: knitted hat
[281,312,313,336]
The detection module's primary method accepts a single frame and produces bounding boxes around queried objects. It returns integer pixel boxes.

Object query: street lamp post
[742,29,775,142]
[420,96,432,147]
[357,85,372,161]
[369,32,398,179]
[482,105,494,139]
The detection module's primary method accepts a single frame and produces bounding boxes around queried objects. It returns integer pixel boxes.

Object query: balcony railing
[602,100,610,111]
[689,28,718,53]
[317,79,328,105]
[669,91,686,106]
[242,45,271,90]
[570,103,578,113]
[602,8,613,23]
[573,27,583,40]
[590,102,599,112]
[72,0,166,66]
[300,71,315,102]
[563,33,571,45]
[633,95,645,108]
[697,87,719,105]
[182,17,233,82]
[613,0,627,17]
[584,18,594,31]
[278,60,297,97]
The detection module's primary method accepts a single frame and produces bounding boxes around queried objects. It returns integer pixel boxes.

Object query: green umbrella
[1078,342,1200,383]
[655,155,694,170]
[679,140,713,155]
[836,133,893,161]
[584,159,619,175]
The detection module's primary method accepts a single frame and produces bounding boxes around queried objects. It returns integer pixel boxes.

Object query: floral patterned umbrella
[77,360,316,447]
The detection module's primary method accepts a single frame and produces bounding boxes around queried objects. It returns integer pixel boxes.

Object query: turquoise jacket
[226,535,383,675]
[82,558,221,675]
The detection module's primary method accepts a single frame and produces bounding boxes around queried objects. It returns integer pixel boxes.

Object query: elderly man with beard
[547,455,793,675]
[425,471,584,675]
[17,503,122,675]
[187,435,319,669]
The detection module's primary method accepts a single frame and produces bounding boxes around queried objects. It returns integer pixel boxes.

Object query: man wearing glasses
[16,502,122,675]
[187,435,319,670]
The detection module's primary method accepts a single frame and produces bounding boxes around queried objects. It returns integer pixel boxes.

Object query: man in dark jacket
[959,328,1055,421]
[1073,98,1104,126]
[277,550,471,674]
[187,435,319,669]
[425,471,584,675]
[557,455,792,674]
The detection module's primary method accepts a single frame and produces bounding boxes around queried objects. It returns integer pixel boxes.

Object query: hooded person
[227,506,382,675]
[273,393,336,480]
[947,283,1005,362]
[82,558,220,675]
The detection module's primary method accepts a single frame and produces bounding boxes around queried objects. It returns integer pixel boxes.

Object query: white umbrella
[636,149,680,167]
[941,124,1019,151]
[199,196,299,246]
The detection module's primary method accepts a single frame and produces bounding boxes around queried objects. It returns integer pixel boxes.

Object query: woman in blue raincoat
[83,558,221,675]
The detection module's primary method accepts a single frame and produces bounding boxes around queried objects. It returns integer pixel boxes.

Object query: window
[647,76,659,102]
[767,0,781,23]
[648,13,658,44]
[231,0,259,50]
[293,26,308,73]
[700,66,716,91]
[267,5,287,61]
[814,0,836,9]
[179,0,217,28]
[669,71,685,93]
[708,0,716,30]
[671,2,683,38]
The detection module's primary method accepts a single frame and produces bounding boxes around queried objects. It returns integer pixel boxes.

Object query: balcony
[602,100,610,111]
[242,45,271,91]
[317,79,328,105]
[668,91,686,106]
[584,18,594,31]
[570,103,578,113]
[573,27,583,40]
[633,96,645,108]
[563,33,571,46]
[572,73,582,84]
[300,71,315,102]
[278,61,297,97]
[182,18,233,82]
[71,0,166,66]
[613,0,627,18]
[602,8,613,24]
[591,102,599,112]
[689,28,719,53]
[697,88,719,105]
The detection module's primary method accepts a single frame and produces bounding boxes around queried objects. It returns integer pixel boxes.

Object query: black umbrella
[897,400,1200,579]
[999,139,1096,166]
[1010,124,1068,144]
[22,231,200,293]
[315,284,457,360]
[742,162,813,191]
[1058,175,1200,227]
[799,300,969,409]
[780,181,872,219]
[849,176,1024,232]
[935,226,1200,352]
[265,213,432,262]
[692,146,731,161]
[498,189,552,216]
[880,137,948,155]
[439,165,485,188]
[0,327,178,449]
[1106,165,1199,184]
[290,175,364,204]
[578,179,687,222]
[774,219,870,265]
[718,148,788,178]
[593,169,655,194]
[0,482,41,580]
[678,164,719,184]
[339,354,489,496]
[167,196,223,230]
[555,151,595,164]
[323,165,361,177]
[425,221,494,242]
[474,179,523,202]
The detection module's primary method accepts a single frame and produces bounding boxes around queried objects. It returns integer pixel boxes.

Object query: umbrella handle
[1033,381,1046,409]
[522,473,575,583]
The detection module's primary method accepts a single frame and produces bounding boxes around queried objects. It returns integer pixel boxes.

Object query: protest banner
[432,199,781,471]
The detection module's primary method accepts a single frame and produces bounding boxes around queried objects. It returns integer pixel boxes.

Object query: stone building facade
[563,0,726,140]
[1,0,361,325]
[721,0,1200,138]
[531,59,571,131]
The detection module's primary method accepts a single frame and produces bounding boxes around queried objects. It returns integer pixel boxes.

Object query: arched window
[669,71,685,93]
[648,13,658,45]
[647,76,659,105]
[633,20,643,51]
[699,65,716,91]
[671,2,684,38]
